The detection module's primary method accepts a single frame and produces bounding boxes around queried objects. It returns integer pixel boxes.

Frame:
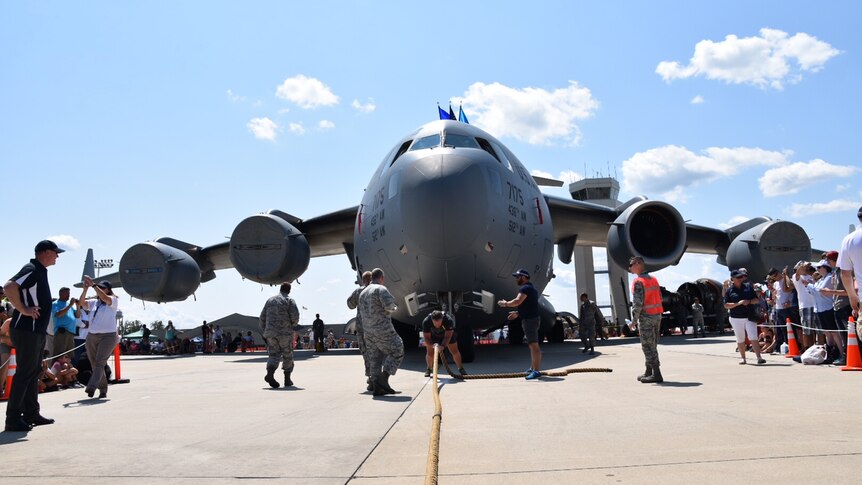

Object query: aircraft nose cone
[400,153,488,259]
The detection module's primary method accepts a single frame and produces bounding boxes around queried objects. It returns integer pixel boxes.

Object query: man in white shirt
[837,206,862,339]
[792,262,816,351]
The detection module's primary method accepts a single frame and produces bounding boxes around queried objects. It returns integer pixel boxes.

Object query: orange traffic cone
[785,318,801,358]
[1,348,16,400]
[841,316,862,371]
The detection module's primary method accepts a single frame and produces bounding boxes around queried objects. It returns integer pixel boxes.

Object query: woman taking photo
[77,276,119,398]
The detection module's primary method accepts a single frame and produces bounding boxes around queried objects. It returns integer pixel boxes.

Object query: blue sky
[2,1,859,329]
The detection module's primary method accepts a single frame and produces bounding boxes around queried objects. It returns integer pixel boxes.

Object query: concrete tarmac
[2,335,861,484]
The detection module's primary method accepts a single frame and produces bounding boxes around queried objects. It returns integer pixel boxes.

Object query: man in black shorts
[422,310,467,377]
[498,269,542,380]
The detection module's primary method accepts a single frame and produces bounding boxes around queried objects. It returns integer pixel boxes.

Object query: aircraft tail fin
[81,248,95,282]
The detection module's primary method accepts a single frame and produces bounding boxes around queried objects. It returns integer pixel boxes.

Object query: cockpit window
[491,141,514,172]
[389,140,412,167]
[409,134,441,151]
[476,138,500,162]
[443,133,479,148]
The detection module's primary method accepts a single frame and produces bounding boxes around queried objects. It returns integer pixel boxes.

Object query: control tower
[568,177,629,325]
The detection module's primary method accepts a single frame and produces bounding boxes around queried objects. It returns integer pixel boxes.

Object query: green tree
[149,320,165,331]
[125,320,144,333]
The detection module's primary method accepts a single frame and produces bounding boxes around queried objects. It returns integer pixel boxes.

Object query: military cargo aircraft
[109,119,815,361]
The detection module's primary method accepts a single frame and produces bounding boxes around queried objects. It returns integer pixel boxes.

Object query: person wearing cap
[791,262,817,352]
[628,256,665,382]
[77,275,120,398]
[770,266,794,354]
[358,268,403,396]
[838,207,862,337]
[421,309,467,377]
[691,297,706,338]
[824,251,854,352]
[498,268,542,380]
[578,293,602,355]
[51,287,79,364]
[259,282,300,388]
[3,240,64,431]
[806,260,846,365]
[724,269,766,365]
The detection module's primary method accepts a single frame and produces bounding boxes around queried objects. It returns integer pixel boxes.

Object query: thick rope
[424,344,442,485]
[436,348,612,379]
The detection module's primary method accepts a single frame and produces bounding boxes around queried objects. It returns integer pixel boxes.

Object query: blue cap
[512,269,530,278]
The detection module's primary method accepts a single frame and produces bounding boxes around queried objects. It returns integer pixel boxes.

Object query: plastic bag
[800,345,827,365]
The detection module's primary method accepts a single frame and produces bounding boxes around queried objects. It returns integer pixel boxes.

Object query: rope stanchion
[1,349,16,401]
[111,343,130,384]
[425,344,442,485]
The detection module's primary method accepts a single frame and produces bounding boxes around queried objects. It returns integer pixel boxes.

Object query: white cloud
[531,169,553,179]
[758,159,858,197]
[836,183,851,192]
[275,75,339,109]
[559,170,583,184]
[226,89,245,102]
[351,98,376,113]
[690,95,704,104]
[288,122,306,135]
[247,117,278,141]
[662,186,690,204]
[277,107,290,115]
[788,199,861,218]
[621,145,789,199]
[456,81,599,146]
[656,28,840,89]
[46,234,81,252]
[318,119,335,130]
[717,215,751,229]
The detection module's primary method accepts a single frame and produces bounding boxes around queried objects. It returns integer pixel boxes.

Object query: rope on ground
[423,346,613,484]
[424,344,442,485]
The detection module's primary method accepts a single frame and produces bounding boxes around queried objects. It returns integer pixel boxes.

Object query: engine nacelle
[119,241,202,302]
[725,220,811,282]
[607,200,687,272]
[229,213,310,284]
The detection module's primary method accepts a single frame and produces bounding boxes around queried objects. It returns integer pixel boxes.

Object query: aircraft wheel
[508,319,524,345]
[456,321,475,363]
[394,321,420,351]
[547,319,565,343]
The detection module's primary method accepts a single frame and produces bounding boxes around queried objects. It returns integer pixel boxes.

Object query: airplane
[106,119,816,362]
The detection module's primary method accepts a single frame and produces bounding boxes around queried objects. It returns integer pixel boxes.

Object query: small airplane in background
[97,119,816,361]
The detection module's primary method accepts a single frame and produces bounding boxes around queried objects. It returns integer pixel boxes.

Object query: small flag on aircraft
[438,104,450,120]
[449,104,456,120]
[458,104,469,124]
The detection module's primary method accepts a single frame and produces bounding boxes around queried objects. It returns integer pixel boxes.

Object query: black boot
[378,372,397,394]
[264,366,280,388]
[637,365,652,382]
[641,366,663,384]
[283,370,293,387]
[371,375,387,396]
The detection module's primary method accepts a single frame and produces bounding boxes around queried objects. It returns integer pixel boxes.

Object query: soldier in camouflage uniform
[259,283,300,389]
[347,271,373,390]
[358,268,403,396]
[578,293,601,355]
[628,256,664,384]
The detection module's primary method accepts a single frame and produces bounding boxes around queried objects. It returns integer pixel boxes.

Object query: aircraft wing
[96,205,359,301]
[545,193,814,279]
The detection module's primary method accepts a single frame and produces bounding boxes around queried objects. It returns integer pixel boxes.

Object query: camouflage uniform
[259,292,300,372]
[578,300,600,350]
[632,278,661,368]
[347,285,370,377]
[358,283,403,380]
[691,302,705,337]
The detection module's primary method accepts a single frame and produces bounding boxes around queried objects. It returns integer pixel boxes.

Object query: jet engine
[725,220,811,282]
[606,200,687,272]
[119,241,202,302]
[229,213,310,284]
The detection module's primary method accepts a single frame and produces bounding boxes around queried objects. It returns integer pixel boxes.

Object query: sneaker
[833,358,846,366]
[458,368,467,375]
[757,358,766,365]
[424,369,432,377]
[525,370,541,380]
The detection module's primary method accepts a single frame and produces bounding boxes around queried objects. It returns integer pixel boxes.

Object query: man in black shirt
[4,240,64,432]
[422,310,467,377]
[498,269,542,380]
[312,314,325,353]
